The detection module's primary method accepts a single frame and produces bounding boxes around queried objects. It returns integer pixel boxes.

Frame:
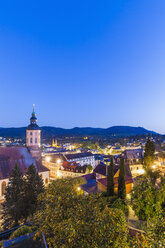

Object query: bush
[111,198,129,216]
[34,178,128,247]
[10,225,35,239]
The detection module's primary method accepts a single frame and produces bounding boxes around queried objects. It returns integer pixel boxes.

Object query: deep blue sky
[0,1,165,133]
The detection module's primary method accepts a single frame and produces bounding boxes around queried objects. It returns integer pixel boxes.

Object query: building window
[30,138,33,144]
[137,167,139,170]
[45,178,48,184]
[30,132,32,135]
[40,174,43,179]
[2,181,6,196]
[35,138,37,144]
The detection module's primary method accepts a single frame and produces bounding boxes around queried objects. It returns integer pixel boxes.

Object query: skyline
[1,1,165,133]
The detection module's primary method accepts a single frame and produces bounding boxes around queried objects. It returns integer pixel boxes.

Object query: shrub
[10,225,34,239]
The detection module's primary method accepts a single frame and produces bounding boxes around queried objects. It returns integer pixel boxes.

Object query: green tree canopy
[144,139,155,169]
[22,164,44,220]
[34,178,128,248]
[131,176,163,221]
[118,158,126,200]
[2,163,24,229]
[2,163,45,229]
[86,164,93,173]
[107,156,114,197]
[146,210,165,247]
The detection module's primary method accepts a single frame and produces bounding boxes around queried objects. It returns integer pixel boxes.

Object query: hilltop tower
[26,105,41,159]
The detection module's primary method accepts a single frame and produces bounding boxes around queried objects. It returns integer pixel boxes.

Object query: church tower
[26,105,41,159]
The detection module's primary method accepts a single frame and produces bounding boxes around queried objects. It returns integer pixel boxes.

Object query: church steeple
[26,105,41,149]
[30,104,38,125]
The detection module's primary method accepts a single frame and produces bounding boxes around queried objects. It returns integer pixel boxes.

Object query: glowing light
[57,171,62,177]
[152,165,156,169]
[46,156,50,162]
[77,187,81,191]
[57,159,61,164]
[139,169,145,174]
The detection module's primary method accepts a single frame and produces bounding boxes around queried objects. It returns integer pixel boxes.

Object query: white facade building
[64,152,96,168]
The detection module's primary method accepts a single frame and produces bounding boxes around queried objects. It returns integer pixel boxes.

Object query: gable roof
[123,149,144,160]
[64,152,94,160]
[0,147,48,180]
[93,163,119,177]
[97,176,133,188]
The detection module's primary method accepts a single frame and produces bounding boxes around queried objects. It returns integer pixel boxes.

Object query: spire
[32,104,35,114]
[30,104,37,125]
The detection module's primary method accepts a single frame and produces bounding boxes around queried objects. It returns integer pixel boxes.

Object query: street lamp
[57,159,61,165]
[46,156,50,162]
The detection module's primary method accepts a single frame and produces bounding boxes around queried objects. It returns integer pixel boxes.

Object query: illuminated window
[45,178,48,184]
[2,181,6,196]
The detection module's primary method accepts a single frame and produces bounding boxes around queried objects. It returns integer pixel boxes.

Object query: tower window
[30,132,32,135]
[35,138,37,144]
[30,138,33,144]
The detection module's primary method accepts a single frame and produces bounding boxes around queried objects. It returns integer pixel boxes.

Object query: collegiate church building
[0,106,49,199]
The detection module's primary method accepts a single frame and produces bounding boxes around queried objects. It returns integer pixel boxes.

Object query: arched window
[45,178,48,184]
[2,181,6,196]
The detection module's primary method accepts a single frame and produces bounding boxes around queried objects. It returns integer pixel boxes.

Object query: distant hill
[0,126,158,139]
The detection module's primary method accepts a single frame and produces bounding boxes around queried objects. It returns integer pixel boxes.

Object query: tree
[146,210,165,247]
[2,164,24,229]
[86,164,93,173]
[144,139,155,169]
[107,156,114,196]
[23,164,44,221]
[131,176,162,221]
[34,178,128,248]
[118,158,126,199]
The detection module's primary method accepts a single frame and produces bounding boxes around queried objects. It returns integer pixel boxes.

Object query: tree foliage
[2,164,24,228]
[2,164,44,229]
[144,139,155,169]
[131,175,164,221]
[146,211,165,247]
[22,164,44,220]
[34,178,128,248]
[86,164,93,173]
[107,156,114,196]
[118,158,126,199]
